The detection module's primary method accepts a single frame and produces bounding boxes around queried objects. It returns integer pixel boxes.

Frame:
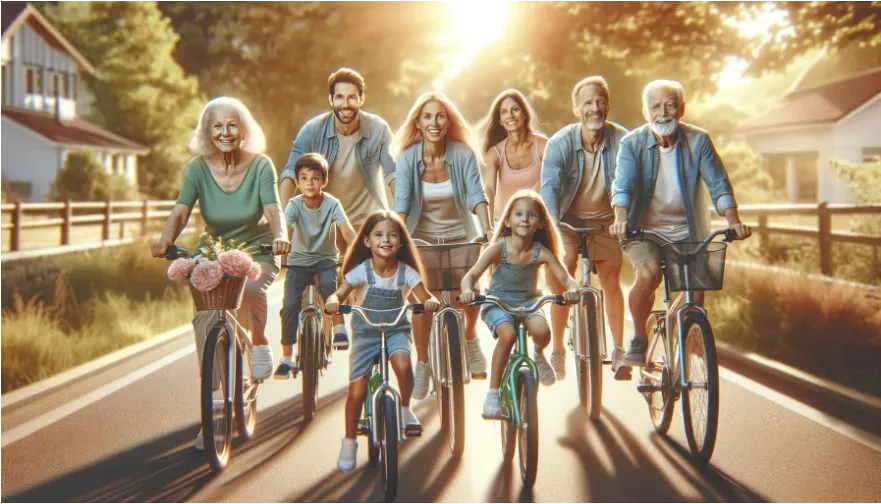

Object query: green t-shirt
[176,154,280,265]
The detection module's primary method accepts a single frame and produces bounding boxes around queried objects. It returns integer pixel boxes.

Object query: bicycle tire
[645,317,674,434]
[584,294,603,420]
[201,325,233,472]
[681,313,720,465]
[301,316,320,422]
[517,368,539,488]
[439,312,465,457]
[234,340,257,440]
[500,381,518,462]
[380,394,398,502]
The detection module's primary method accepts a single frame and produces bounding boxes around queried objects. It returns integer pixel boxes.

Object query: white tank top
[414,179,466,240]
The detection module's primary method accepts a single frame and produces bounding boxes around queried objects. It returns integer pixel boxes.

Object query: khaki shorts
[559,215,623,264]
[622,239,663,267]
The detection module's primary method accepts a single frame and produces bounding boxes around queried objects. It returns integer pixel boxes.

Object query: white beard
[585,118,604,131]
[650,119,678,137]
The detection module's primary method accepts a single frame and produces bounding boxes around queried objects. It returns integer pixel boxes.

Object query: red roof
[742,67,881,132]
[2,108,149,152]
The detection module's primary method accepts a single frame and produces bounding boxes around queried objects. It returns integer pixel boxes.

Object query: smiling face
[645,86,683,137]
[296,168,326,198]
[210,107,244,153]
[329,81,364,125]
[364,218,403,261]
[573,84,609,131]
[504,197,544,239]
[498,96,525,134]
[418,100,449,142]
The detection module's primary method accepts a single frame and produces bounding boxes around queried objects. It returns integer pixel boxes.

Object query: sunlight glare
[433,0,511,90]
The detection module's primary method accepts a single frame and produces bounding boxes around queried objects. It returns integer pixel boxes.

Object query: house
[741,50,881,203]
[1,3,148,202]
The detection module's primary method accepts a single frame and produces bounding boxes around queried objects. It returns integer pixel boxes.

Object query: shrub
[51,150,139,201]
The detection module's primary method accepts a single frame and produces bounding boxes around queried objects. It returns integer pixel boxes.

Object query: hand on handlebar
[458,290,476,304]
[151,240,170,258]
[609,219,629,240]
[272,238,292,256]
[562,289,580,304]
[729,223,751,240]
[325,295,340,314]
[424,297,441,312]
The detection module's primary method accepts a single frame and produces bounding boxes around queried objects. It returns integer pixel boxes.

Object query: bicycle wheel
[681,313,720,465]
[517,368,539,488]
[500,381,518,462]
[644,317,674,434]
[235,340,257,440]
[379,394,398,502]
[201,325,233,472]
[301,316,320,422]
[439,312,465,457]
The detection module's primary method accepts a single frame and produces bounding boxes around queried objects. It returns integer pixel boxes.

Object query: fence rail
[1,200,201,254]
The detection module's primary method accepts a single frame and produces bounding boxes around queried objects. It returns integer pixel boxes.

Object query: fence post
[61,200,72,245]
[102,200,112,241]
[141,200,150,237]
[818,201,832,276]
[757,214,769,255]
[11,201,22,252]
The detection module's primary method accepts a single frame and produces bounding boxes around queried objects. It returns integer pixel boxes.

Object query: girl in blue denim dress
[459,190,580,418]
[325,210,440,471]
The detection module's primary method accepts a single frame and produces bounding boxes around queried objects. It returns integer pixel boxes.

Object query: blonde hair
[189,97,266,156]
[390,91,480,160]
[492,189,563,262]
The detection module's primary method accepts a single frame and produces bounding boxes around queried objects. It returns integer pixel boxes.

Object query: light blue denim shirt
[392,139,488,240]
[611,122,737,240]
[540,121,629,220]
[280,110,396,208]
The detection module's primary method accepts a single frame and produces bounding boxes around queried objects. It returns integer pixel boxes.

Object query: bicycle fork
[370,326,406,447]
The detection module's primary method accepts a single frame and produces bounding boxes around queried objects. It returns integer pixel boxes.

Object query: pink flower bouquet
[165,233,264,292]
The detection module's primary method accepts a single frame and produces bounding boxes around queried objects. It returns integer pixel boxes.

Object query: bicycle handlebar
[624,227,737,251]
[412,235,488,247]
[164,243,279,261]
[557,222,606,235]
[326,303,425,328]
[456,293,570,315]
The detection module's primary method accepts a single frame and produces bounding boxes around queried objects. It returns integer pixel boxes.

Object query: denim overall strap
[365,259,376,285]
[531,241,541,263]
[396,264,406,288]
[499,237,508,263]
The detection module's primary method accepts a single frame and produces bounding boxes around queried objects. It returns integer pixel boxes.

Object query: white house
[1,3,148,202]
[741,58,881,203]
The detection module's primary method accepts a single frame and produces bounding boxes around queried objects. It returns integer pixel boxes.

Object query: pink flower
[217,249,254,278]
[167,258,196,281]
[247,261,262,281]
[190,260,224,292]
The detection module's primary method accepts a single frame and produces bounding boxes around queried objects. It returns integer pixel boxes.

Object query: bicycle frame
[499,319,538,427]
[429,291,471,390]
[570,229,608,362]
[297,275,329,367]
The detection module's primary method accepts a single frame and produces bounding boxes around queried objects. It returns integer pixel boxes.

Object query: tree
[52,151,138,201]
[38,2,203,199]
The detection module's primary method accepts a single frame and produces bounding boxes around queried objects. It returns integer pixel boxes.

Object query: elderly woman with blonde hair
[391,90,492,401]
[151,96,291,450]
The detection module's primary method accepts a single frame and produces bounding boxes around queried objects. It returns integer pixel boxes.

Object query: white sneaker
[194,430,204,451]
[483,390,501,419]
[337,438,357,471]
[403,407,422,436]
[534,347,557,386]
[550,351,567,380]
[465,338,488,376]
[412,361,431,400]
[251,345,274,381]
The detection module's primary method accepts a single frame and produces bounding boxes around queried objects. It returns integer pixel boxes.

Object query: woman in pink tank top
[477,89,548,223]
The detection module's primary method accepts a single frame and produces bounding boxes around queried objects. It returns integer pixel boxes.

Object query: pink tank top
[493,137,542,220]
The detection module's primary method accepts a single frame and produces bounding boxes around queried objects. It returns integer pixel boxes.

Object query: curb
[1,324,192,411]
[715,341,881,421]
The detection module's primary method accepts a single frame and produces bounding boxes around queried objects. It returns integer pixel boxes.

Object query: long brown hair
[491,189,563,262]
[476,89,541,154]
[389,91,480,160]
[342,210,427,283]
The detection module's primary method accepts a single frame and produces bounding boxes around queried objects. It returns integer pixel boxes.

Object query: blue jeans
[280,258,338,345]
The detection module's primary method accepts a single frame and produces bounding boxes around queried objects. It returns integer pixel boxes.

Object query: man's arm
[609,137,638,239]
[379,121,397,189]
[539,140,564,223]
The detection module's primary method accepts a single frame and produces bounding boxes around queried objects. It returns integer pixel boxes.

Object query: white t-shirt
[414,179,466,240]
[641,144,690,241]
[344,259,424,306]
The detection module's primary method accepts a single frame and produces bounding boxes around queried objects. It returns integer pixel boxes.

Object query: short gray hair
[641,80,685,111]
[188,97,267,156]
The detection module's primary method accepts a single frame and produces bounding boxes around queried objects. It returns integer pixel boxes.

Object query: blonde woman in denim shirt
[391,91,492,400]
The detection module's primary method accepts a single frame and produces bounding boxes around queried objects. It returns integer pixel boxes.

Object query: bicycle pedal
[613,367,633,382]
[405,425,423,437]
[357,421,370,436]
[481,413,503,421]
[470,372,488,380]
[636,383,659,394]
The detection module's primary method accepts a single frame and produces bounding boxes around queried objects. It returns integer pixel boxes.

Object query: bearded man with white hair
[609,79,751,368]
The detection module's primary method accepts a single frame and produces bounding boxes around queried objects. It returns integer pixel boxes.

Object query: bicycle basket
[660,241,727,292]
[417,241,483,291]
[190,275,247,311]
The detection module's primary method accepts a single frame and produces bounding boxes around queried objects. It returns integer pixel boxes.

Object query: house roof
[2,3,96,75]
[742,67,881,133]
[2,108,149,153]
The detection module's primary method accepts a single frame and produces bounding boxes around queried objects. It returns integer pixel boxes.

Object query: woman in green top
[152,97,290,449]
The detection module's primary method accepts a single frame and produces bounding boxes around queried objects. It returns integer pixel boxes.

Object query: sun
[433,0,511,90]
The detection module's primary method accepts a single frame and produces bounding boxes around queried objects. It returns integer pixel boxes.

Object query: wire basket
[189,275,247,311]
[660,241,728,292]
[417,241,483,292]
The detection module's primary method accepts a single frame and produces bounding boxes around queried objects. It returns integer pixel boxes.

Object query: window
[792,152,819,202]
[2,64,9,106]
[863,147,881,163]
[60,72,69,98]
[24,65,41,94]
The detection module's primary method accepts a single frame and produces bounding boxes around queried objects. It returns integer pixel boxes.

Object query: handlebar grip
[473,294,486,303]
[337,305,352,314]
[412,303,425,314]
[625,228,644,240]
[165,245,180,261]
[554,294,567,305]
[724,228,738,243]
[259,243,273,255]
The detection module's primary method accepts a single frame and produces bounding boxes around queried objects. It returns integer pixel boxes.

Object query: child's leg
[527,316,552,350]
[490,322,517,389]
[389,351,413,407]
[281,267,310,356]
[344,378,368,439]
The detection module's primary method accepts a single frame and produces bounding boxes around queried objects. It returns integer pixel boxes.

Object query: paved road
[3,281,881,502]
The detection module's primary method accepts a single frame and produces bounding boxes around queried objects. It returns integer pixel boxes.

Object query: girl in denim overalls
[326,210,440,470]
[460,190,580,418]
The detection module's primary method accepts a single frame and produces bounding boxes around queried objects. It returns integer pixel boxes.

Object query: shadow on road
[486,459,534,503]
[4,390,347,503]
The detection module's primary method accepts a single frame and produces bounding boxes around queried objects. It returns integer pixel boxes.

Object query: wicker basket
[190,275,247,311]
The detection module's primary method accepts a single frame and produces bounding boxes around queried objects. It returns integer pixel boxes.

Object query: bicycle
[626,227,737,465]
[557,222,613,421]
[463,293,570,489]
[332,303,425,502]
[279,263,337,422]
[164,243,275,472]
[413,235,486,457]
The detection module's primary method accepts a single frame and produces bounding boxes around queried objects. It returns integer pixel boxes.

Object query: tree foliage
[51,151,139,201]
